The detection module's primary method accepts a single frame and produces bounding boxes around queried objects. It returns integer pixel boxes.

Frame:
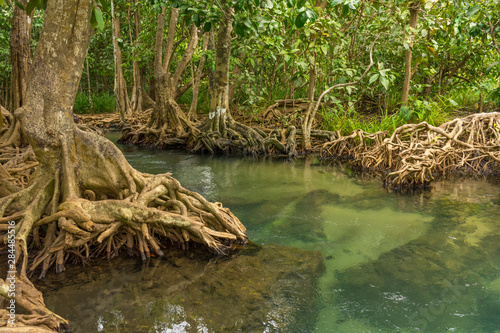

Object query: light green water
[40,133,500,332]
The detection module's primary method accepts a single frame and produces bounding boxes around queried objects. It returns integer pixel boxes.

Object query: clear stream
[38,133,500,332]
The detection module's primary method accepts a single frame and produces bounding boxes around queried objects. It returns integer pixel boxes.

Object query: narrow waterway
[38,132,500,332]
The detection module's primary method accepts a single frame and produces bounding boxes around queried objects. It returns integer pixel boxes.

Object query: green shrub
[73,92,116,114]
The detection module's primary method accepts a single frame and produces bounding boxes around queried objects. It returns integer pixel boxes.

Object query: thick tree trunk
[1,1,247,330]
[10,0,32,109]
[111,3,131,116]
[401,2,420,105]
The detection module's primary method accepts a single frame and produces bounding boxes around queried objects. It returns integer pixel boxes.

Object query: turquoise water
[40,133,500,332]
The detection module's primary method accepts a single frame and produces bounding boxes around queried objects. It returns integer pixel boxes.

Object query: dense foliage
[1,0,499,128]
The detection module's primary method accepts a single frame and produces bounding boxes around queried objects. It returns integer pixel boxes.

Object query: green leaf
[26,0,40,15]
[235,23,246,37]
[295,11,308,28]
[466,5,481,17]
[485,62,500,74]
[297,0,307,9]
[286,0,296,8]
[449,99,458,106]
[14,0,24,10]
[380,76,389,90]
[191,14,200,27]
[342,4,349,16]
[421,29,427,37]
[369,73,379,84]
[0,0,3,6]
[305,8,317,21]
[94,7,104,30]
[320,43,328,55]
[203,22,212,32]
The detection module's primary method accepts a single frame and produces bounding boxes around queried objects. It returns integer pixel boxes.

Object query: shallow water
[40,133,500,332]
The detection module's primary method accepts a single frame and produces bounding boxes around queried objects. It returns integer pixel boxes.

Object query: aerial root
[320,112,500,189]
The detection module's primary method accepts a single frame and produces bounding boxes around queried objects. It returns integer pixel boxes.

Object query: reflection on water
[39,133,500,332]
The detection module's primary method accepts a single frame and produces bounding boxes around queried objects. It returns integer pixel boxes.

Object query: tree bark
[10,0,32,109]
[147,6,198,138]
[207,6,234,136]
[1,2,247,329]
[301,0,327,151]
[85,56,95,114]
[111,0,131,116]
[129,0,143,114]
[401,2,420,105]
[188,33,209,120]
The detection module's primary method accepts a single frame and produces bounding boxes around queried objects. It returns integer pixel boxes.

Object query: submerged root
[320,112,500,190]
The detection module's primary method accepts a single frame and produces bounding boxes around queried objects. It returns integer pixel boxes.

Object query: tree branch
[489,18,500,56]
[172,24,199,88]
[312,36,378,114]
[163,7,179,72]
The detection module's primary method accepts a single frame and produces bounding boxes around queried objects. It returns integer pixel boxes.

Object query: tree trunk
[148,6,198,137]
[129,0,143,114]
[207,6,234,136]
[85,56,95,114]
[302,0,327,151]
[401,2,420,105]
[1,1,247,329]
[111,0,131,116]
[10,0,32,109]
[188,33,209,120]
[302,50,317,151]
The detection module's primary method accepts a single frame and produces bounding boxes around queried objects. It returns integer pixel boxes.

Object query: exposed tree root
[117,113,337,157]
[320,112,500,190]
[0,275,68,331]
[192,120,300,157]
[1,127,248,331]
[76,109,152,130]
[0,108,26,149]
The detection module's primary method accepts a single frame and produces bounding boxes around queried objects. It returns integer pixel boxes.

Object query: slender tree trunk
[111,0,131,117]
[86,56,95,114]
[129,0,143,114]
[148,6,198,137]
[302,0,327,151]
[10,0,32,109]
[302,50,317,151]
[189,33,209,120]
[401,2,420,105]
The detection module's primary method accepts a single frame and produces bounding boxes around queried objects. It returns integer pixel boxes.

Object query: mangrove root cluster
[320,112,500,189]
[0,121,248,331]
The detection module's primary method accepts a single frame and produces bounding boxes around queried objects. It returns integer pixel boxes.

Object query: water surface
[40,133,500,332]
